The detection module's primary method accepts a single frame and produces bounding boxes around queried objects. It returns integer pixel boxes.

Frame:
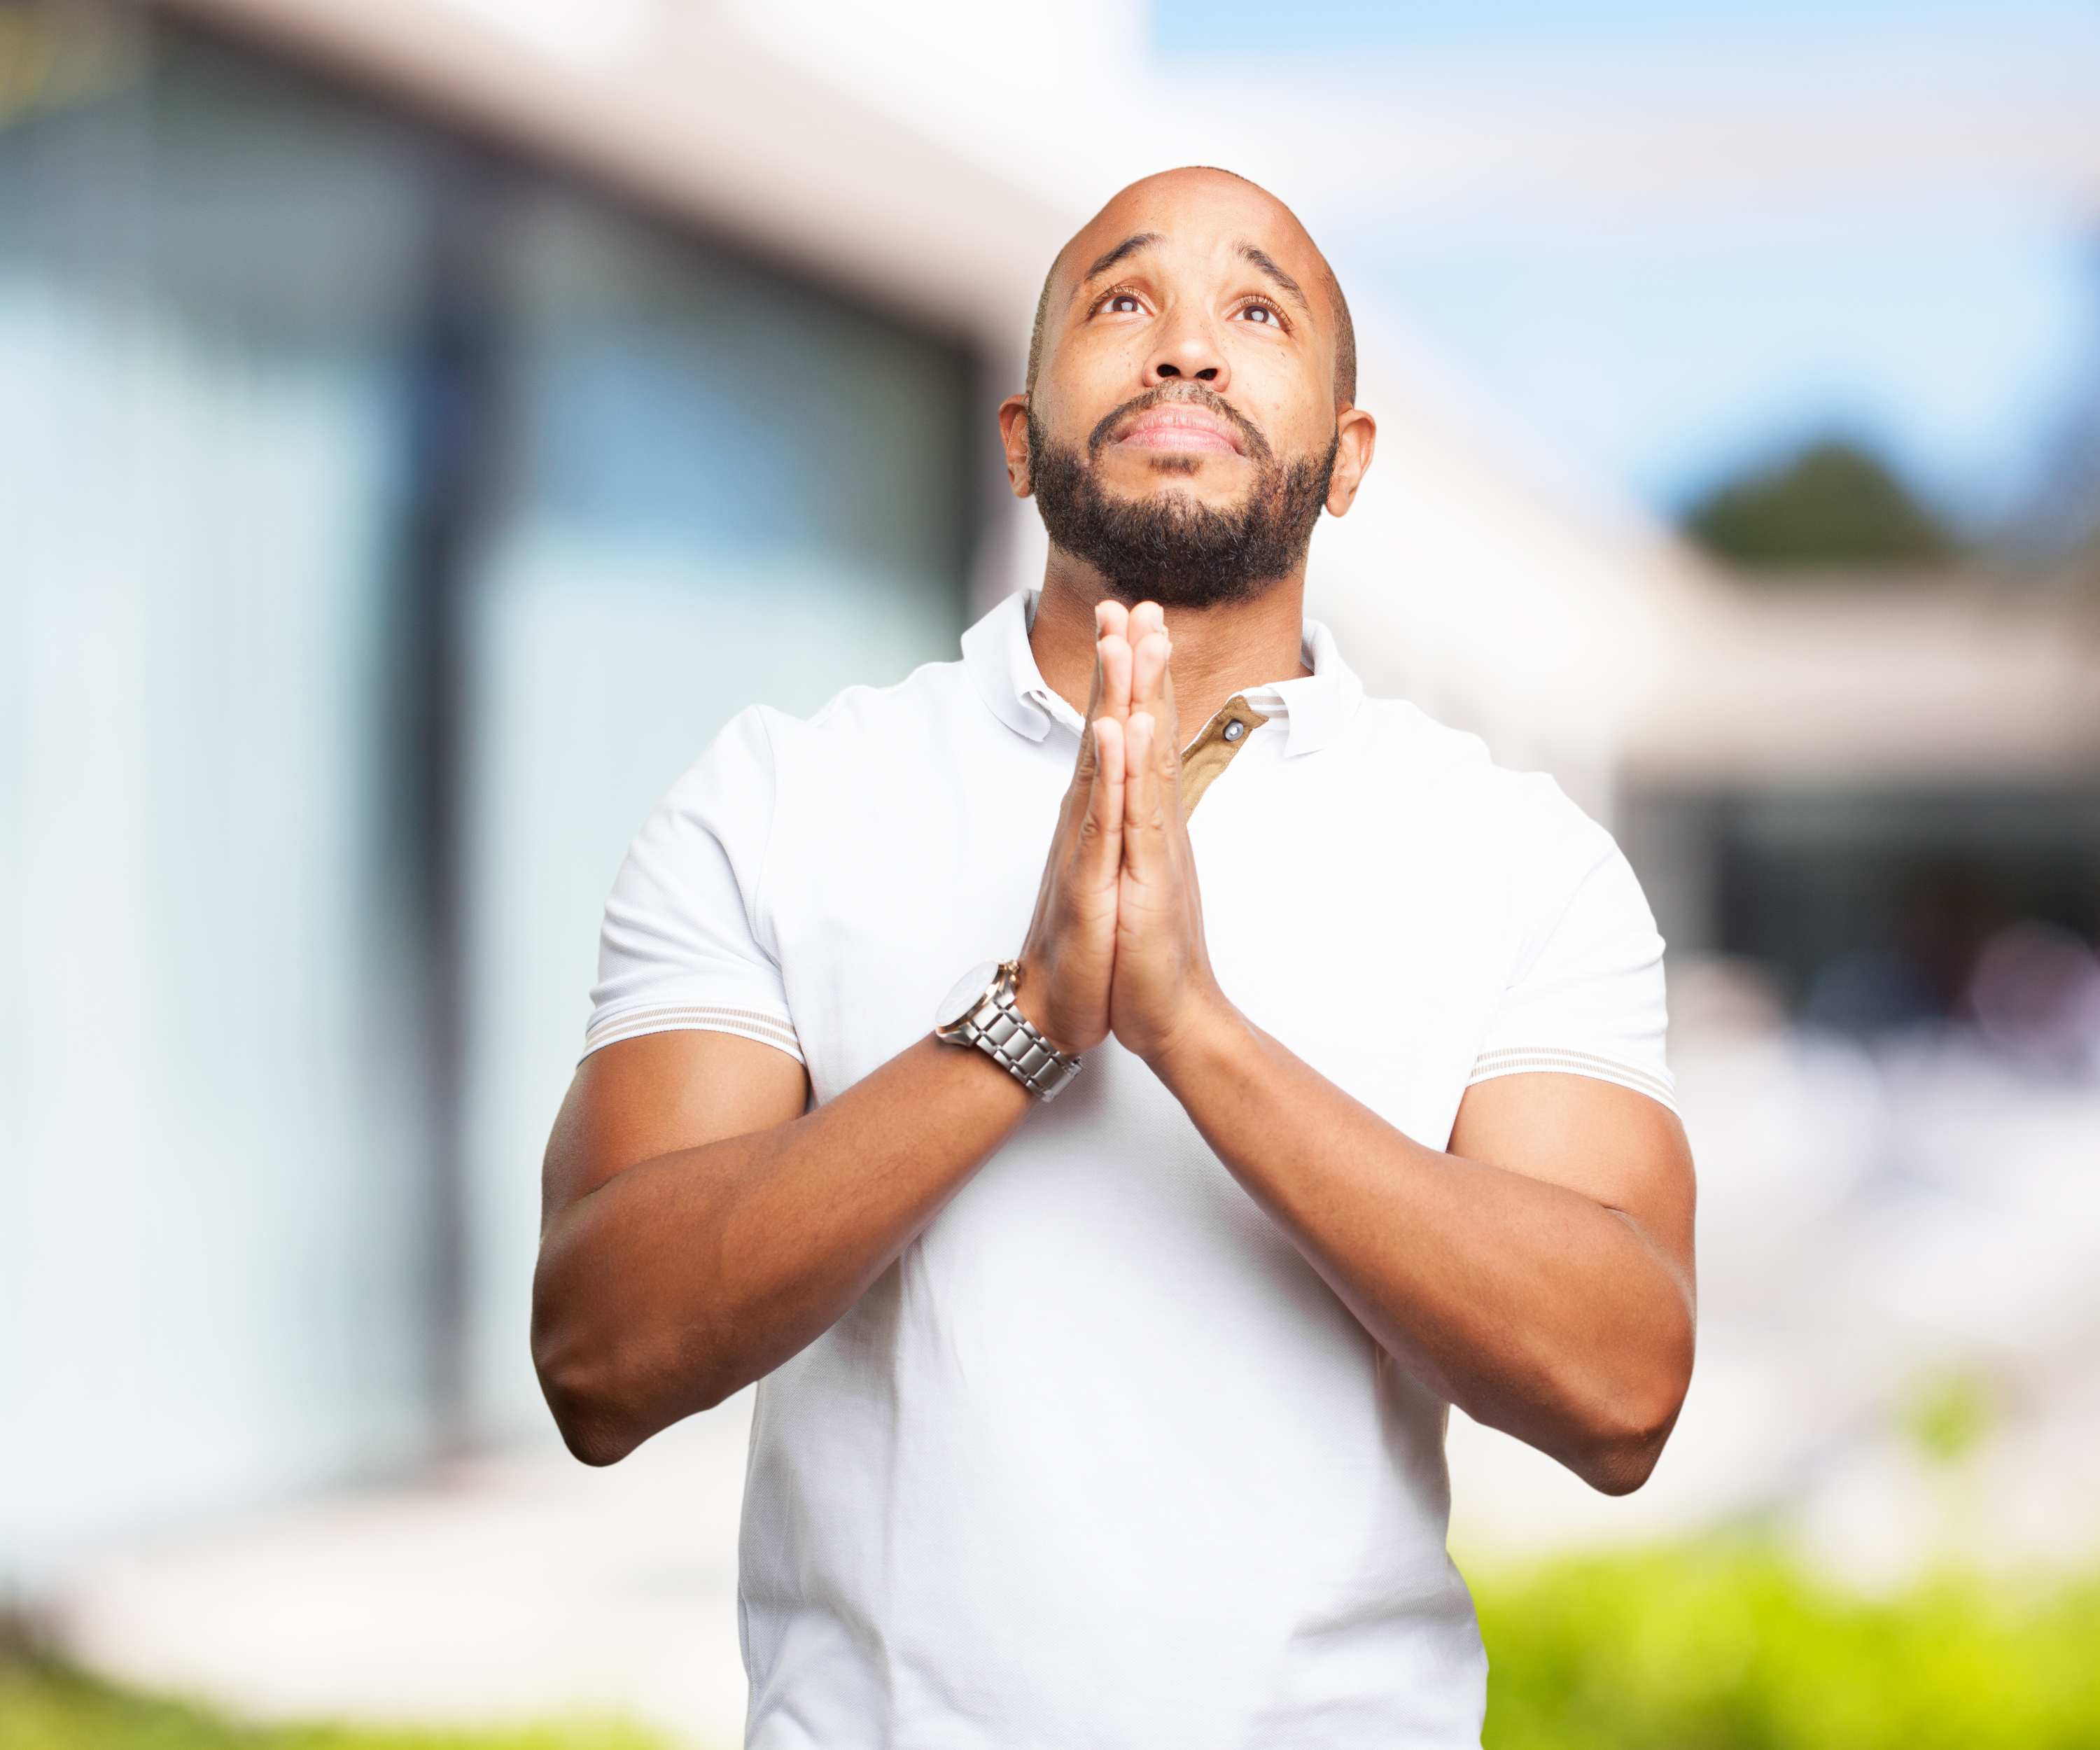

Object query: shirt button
[1224,720,1245,742]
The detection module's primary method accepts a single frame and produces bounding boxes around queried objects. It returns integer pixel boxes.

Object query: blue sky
[1152,1,2100,526]
[1371,218,2099,521]
[1152,0,2100,63]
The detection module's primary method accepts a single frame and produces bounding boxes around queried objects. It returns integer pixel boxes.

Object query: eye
[1238,302,1281,326]
[1101,292,1143,315]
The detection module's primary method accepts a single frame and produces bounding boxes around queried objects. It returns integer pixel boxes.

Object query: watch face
[934,960,1003,1030]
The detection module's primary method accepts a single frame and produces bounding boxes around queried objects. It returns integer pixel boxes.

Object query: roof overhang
[154,0,1068,356]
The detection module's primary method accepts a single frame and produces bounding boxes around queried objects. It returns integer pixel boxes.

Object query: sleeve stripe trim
[583,1005,804,1063]
[587,1002,799,1042]
[582,1015,804,1062]
[1467,1046,1675,1107]
[587,1010,801,1050]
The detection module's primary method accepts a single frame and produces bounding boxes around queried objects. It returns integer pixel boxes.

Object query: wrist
[1011,953,1094,1058]
[1141,984,1248,1090]
[935,959,1085,1102]
[1009,954,1058,1049]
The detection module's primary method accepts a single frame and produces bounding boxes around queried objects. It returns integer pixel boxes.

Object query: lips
[1112,405,1246,456]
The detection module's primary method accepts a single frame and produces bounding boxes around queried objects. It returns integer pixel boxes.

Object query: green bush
[1476,1539,2100,1750]
[0,1657,671,1750]
[14,1548,2100,1750]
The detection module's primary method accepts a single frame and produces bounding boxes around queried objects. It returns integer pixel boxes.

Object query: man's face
[1002,171,1366,607]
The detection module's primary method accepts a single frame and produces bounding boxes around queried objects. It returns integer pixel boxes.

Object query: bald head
[1026,167,1356,411]
[1001,165,1379,608]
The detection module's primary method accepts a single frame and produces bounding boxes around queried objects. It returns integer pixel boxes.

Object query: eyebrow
[1071,232,1315,317]
[1239,243,1312,314]
[1079,232,1163,285]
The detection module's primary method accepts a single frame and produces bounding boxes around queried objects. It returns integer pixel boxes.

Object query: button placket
[1179,694,1272,818]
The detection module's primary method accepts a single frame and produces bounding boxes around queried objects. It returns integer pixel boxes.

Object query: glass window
[0,0,979,1583]
[462,183,976,1438]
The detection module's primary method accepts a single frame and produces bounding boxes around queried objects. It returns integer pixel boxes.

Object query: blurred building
[6,0,2099,1676]
[0,0,1000,1599]
[0,0,1679,1611]
[1625,566,2100,1025]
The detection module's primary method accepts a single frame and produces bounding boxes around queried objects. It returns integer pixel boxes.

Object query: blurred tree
[1684,438,1955,571]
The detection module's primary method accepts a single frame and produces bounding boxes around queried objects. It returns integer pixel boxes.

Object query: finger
[1084,601,1134,718]
[1079,714,1126,884]
[1069,694,1098,783]
[1096,626,1133,724]
[1130,625,1180,797]
[1130,626,1170,717]
[1098,601,1137,720]
[1154,630,1181,763]
[1122,709,1167,881]
[1128,600,1164,642]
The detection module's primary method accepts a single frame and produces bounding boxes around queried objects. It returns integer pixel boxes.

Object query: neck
[1028,546,1311,746]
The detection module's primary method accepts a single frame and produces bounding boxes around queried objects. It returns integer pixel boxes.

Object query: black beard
[1027,391,1337,608]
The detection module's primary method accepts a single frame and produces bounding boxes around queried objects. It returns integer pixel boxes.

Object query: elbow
[531,1252,656,1466]
[1574,1410,1676,1497]
[540,1386,640,1469]
[1568,1360,1692,1497]
[533,1323,643,1467]
[531,1294,741,1468]
[530,1283,656,1466]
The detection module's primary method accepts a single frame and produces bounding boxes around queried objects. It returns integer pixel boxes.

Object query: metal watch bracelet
[932,959,1082,1102]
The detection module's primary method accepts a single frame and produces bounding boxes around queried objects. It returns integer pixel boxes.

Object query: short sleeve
[1468,806,1674,1112]
[582,706,802,1065]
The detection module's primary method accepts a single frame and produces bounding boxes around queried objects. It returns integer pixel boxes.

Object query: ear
[997,394,1035,499]
[1324,405,1377,517]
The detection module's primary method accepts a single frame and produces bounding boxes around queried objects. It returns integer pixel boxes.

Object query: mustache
[1084,383,1274,466]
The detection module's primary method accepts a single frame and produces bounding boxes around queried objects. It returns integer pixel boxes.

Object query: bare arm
[532,1030,1030,1464]
[1106,606,1695,1494]
[1157,1028,1693,1493]
[532,620,1142,1464]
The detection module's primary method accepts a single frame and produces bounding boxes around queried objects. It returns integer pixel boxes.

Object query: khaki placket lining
[1177,694,1271,819]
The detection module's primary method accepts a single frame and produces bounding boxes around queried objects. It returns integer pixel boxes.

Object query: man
[533,167,1695,1746]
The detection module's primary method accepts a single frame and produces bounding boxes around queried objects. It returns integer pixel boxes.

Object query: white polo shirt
[587,590,1672,1749]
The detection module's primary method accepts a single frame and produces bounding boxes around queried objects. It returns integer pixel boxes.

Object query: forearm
[533,1035,1030,1462]
[1154,1002,1695,1492]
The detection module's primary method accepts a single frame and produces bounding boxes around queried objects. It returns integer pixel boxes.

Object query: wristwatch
[933,959,1082,1101]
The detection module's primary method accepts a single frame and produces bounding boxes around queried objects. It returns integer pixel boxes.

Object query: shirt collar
[960,589,1362,757]
[960,588,1072,741]
[1240,617,1362,757]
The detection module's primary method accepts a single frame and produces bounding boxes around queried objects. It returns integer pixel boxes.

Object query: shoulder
[721,656,983,777]
[1346,696,1606,853]
[804,654,976,739]
[1346,696,1488,775]
[664,657,976,798]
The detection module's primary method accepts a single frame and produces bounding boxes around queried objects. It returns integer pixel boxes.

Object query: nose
[1142,305,1228,392]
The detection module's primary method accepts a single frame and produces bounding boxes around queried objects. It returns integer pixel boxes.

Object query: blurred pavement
[53,1393,757,1748]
